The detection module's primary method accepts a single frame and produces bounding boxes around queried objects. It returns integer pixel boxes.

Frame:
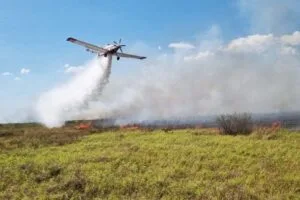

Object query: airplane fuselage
[104,44,121,54]
[102,44,124,60]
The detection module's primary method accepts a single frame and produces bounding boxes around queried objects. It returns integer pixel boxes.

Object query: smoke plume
[76,31,300,124]
[35,56,112,127]
[238,0,300,34]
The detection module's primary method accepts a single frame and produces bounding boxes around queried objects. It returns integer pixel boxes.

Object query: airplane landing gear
[117,57,120,60]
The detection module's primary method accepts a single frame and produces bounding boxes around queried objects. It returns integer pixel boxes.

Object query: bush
[216,113,253,135]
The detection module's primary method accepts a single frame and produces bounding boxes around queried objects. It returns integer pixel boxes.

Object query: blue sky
[1,0,299,121]
[0,0,246,117]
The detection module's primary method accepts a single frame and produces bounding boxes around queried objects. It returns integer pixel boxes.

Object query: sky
[1,0,300,123]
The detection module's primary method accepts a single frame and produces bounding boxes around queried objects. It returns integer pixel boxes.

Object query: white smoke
[35,56,112,127]
[238,0,300,34]
[75,30,300,124]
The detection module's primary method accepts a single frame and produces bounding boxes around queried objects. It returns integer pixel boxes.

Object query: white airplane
[66,37,146,60]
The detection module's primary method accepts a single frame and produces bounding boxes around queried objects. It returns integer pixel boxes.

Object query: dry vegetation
[0,123,95,150]
[0,122,299,199]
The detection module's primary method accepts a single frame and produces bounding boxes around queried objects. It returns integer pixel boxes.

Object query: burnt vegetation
[0,123,96,150]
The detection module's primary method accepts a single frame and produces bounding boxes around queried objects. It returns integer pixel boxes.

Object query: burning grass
[0,123,299,199]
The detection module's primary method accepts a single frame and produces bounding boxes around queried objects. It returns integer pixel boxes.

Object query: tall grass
[0,124,299,199]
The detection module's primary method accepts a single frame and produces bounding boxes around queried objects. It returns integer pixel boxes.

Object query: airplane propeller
[113,38,126,53]
[113,39,122,45]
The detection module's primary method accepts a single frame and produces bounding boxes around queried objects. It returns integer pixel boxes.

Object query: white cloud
[226,34,275,53]
[281,31,300,46]
[2,72,13,76]
[20,68,30,75]
[64,64,85,74]
[14,77,21,81]
[168,42,195,50]
[224,32,300,55]
[158,46,162,51]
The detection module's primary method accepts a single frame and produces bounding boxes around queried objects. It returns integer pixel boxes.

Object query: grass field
[0,124,299,199]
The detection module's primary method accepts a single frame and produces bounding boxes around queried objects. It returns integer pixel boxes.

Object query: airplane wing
[115,52,146,60]
[66,37,106,53]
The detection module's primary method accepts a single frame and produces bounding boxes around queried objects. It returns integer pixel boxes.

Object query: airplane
[66,37,146,60]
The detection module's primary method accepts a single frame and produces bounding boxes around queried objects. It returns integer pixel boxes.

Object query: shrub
[216,113,253,135]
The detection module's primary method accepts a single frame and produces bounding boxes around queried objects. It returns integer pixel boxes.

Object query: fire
[75,122,92,130]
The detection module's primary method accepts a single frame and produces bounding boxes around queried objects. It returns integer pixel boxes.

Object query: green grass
[0,126,299,199]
